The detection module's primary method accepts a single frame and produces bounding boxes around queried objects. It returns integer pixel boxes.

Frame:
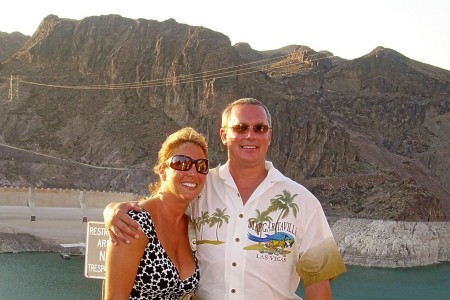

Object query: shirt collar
[218,160,287,185]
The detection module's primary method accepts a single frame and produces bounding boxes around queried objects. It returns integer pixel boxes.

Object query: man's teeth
[242,146,256,149]
[182,182,197,187]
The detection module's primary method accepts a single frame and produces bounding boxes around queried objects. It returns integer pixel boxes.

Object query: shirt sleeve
[296,201,346,287]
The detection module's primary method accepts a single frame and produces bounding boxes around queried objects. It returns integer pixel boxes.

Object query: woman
[105,127,209,300]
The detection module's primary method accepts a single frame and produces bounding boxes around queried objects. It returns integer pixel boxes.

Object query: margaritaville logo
[244,190,299,256]
[193,190,299,253]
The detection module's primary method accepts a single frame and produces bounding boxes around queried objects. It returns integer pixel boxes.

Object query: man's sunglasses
[169,155,209,175]
[224,123,272,134]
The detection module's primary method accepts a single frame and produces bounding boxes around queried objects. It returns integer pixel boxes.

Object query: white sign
[84,221,108,279]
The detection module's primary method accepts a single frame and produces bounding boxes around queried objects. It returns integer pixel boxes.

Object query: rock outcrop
[0,232,58,253]
[332,218,450,267]
[0,31,29,62]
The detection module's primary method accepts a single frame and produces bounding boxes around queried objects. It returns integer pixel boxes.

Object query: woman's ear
[159,164,167,182]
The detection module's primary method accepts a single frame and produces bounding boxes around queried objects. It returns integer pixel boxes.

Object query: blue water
[0,252,102,300]
[0,252,449,300]
[296,263,450,300]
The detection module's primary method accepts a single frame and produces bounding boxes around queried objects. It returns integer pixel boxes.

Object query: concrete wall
[0,187,29,206]
[0,187,144,244]
[0,187,142,209]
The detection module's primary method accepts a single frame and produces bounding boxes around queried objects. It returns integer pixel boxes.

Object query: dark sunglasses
[225,123,272,134]
[169,155,209,175]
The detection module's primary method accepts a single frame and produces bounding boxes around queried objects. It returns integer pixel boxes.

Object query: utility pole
[8,75,19,101]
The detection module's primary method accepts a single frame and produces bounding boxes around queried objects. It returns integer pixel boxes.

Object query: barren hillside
[0,15,448,221]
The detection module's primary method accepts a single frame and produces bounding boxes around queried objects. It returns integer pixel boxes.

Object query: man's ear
[220,128,228,145]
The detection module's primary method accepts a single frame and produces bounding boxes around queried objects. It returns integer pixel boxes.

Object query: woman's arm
[104,228,147,299]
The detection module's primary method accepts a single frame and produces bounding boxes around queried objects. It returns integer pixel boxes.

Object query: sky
[1,0,449,71]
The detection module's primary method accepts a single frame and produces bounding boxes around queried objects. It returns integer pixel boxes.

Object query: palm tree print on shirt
[194,190,298,251]
[195,208,230,245]
[245,190,299,256]
[248,209,273,237]
[267,190,299,233]
[192,211,210,240]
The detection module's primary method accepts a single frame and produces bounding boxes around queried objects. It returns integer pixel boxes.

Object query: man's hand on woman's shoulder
[103,201,142,245]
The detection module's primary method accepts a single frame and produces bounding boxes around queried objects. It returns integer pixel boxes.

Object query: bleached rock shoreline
[1,218,449,268]
[331,218,450,267]
[0,232,59,253]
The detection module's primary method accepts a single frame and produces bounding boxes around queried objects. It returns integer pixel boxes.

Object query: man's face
[220,104,272,167]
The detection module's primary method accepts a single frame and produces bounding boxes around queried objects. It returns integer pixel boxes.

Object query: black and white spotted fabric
[127,209,200,300]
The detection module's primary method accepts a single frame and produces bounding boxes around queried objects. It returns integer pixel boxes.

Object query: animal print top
[128,209,199,300]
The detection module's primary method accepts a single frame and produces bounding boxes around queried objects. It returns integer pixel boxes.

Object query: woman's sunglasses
[169,155,209,175]
[224,123,271,134]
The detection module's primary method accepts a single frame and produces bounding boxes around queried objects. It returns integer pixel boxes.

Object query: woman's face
[161,142,208,202]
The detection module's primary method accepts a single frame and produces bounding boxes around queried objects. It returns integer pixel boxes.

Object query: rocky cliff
[332,218,450,267]
[0,14,449,221]
[0,31,29,61]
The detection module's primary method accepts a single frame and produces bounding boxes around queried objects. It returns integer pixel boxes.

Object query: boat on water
[59,242,86,260]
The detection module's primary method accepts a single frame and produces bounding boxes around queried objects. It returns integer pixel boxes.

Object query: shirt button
[239,214,243,218]
[235,237,240,242]
[231,289,236,294]
[232,262,237,267]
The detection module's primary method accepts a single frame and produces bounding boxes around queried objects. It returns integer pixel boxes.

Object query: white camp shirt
[189,161,346,300]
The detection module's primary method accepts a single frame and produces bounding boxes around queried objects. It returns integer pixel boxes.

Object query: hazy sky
[1,0,449,70]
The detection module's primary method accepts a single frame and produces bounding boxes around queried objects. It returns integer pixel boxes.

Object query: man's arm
[103,201,142,244]
[305,280,331,300]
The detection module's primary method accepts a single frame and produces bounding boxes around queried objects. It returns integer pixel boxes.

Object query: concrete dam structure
[0,187,142,244]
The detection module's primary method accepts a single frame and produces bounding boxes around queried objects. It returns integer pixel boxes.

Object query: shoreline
[0,232,60,253]
[331,218,450,268]
[1,217,449,268]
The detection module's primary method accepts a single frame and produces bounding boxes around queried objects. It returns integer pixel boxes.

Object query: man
[104,98,346,299]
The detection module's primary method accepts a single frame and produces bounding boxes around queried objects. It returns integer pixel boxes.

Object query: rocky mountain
[0,31,29,61]
[0,14,449,221]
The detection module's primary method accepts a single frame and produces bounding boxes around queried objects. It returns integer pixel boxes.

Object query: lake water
[0,252,449,300]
